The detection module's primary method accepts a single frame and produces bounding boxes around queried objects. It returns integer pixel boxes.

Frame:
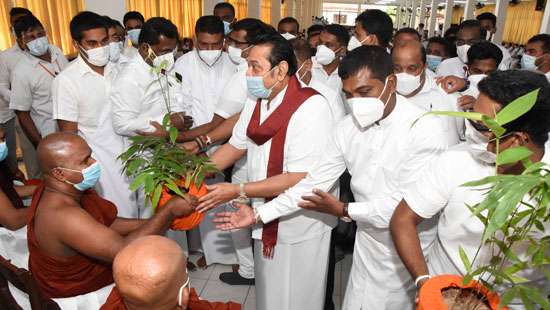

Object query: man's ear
[304,58,313,72]
[366,34,379,47]
[386,73,397,93]
[50,167,68,183]
[277,60,289,80]
[72,39,80,51]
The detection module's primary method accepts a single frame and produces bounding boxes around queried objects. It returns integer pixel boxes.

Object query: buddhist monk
[28,132,195,305]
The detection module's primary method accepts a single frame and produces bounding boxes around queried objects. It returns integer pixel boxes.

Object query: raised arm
[0,189,28,231]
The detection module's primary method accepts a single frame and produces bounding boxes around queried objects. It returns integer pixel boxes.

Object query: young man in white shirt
[122,11,144,59]
[10,15,68,148]
[0,7,36,176]
[436,20,511,78]
[209,33,335,310]
[53,11,137,219]
[347,9,393,52]
[390,70,550,307]
[311,24,349,96]
[391,40,461,144]
[214,46,450,309]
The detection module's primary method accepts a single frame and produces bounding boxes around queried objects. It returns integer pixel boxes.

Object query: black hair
[391,40,427,64]
[123,11,144,25]
[278,17,300,32]
[139,17,178,46]
[458,19,484,38]
[467,41,503,66]
[231,18,276,44]
[102,16,117,28]
[13,14,43,39]
[195,15,224,36]
[254,33,298,76]
[323,24,350,47]
[213,2,235,16]
[428,36,452,57]
[339,45,393,82]
[9,7,32,18]
[476,12,497,28]
[527,34,550,54]
[290,38,315,61]
[355,9,393,47]
[478,70,550,147]
[307,24,324,37]
[419,23,425,28]
[394,27,421,41]
[70,11,108,42]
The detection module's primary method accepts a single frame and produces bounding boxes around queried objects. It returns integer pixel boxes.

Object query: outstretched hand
[136,121,168,138]
[213,202,255,231]
[299,188,344,217]
[166,195,196,218]
[197,183,239,213]
[436,75,466,94]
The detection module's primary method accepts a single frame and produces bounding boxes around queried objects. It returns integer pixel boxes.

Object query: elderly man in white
[214,46,451,310]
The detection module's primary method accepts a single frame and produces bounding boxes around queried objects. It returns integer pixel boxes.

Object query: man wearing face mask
[122,11,144,59]
[206,33,334,310]
[476,12,497,41]
[213,2,236,36]
[0,7,36,177]
[10,15,68,149]
[213,46,449,309]
[522,34,550,79]
[436,20,511,78]
[347,9,393,52]
[53,11,138,220]
[277,17,300,40]
[390,71,550,308]
[103,17,127,67]
[426,37,452,73]
[392,40,461,145]
[28,132,195,309]
[311,24,349,97]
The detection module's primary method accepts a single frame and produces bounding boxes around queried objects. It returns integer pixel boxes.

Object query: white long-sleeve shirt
[0,44,25,123]
[110,54,187,137]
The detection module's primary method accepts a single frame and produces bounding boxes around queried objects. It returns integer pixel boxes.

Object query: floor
[187,253,353,310]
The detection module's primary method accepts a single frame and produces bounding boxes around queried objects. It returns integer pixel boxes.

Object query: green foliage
[118,59,218,211]
[426,89,549,309]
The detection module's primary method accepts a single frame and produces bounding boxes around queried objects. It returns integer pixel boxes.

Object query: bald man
[391,40,462,145]
[27,132,195,308]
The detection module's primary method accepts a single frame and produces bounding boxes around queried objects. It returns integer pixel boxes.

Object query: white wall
[84,0,127,23]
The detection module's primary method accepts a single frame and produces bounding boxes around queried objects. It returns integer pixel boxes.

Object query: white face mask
[347,78,390,128]
[395,72,422,96]
[466,73,487,98]
[521,54,538,70]
[281,32,296,40]
[80,45,110,67]
[127,28,141,45]
[149,47,176,71]
[227,45,252,65]
[27,36,49,56]
[347,36,367,51]
[465,119,496,164]
[109,41,123,62]
[315,45,339,65]
[456,44,470,64]
[197,49,222,67]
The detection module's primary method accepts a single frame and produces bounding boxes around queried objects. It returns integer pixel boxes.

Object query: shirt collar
[378,94,404,126]
[75,55,114,77]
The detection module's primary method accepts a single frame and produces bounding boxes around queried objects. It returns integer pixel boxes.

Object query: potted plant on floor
[416,89,549,309]
[118,59,218,230]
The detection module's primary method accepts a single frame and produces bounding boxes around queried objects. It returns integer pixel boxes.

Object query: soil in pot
[441,287,492,310]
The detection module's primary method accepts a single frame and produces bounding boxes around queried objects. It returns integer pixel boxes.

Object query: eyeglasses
[456,38,482,46]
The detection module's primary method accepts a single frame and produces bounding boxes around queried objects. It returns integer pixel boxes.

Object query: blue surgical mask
[246,66,280,99]
[0,142,8,162]
[127,29,141,45]
[521,54,537,70]
[426,54,442,72]
[223,21,231,36]
[58,162,101,191]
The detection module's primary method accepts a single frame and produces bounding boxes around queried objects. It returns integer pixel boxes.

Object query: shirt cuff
[347,202,369,221]
[402,191,436,219]
[214,109,231,119]
[256,203,279,225]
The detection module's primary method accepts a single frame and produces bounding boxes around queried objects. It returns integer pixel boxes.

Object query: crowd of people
[0,2,549,309]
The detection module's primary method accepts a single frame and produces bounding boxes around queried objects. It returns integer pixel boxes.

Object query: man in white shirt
[521,34,550,80]
[390,70,550,307]
[10,15,68,148]
[103,16,126,67]
[277,17,300,39]
[122,11,144,59]
[173,15,239,267]
[208,33,335,310]
[426,37,452,73]
[391,40,461,144]
[0,7,36,176]
[436,20,511,78]
[476,12,496,41]
[311,24,349,95]
[214,46,450,309]
[347,10,393,52]
[53,11,137,219]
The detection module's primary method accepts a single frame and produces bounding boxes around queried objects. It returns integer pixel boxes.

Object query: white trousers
[255,230,331,310]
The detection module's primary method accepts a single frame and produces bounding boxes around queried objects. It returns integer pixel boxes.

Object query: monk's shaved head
[37,132,89,172]
[113,236,188,309]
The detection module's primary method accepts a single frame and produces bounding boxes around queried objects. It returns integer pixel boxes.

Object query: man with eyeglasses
[436,20,511,79]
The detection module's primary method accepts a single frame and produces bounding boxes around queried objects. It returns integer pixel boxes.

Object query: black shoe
[219,271,255,285]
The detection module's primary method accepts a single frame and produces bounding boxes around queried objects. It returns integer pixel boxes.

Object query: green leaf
[499,286,518,308]
[481,115,506,137]
[496,146,534,166]
[169,126,178,144]
[495,89,540,126]
[162,113,170,127]
[129,173,147,191]
[151,185,163,210]
[459,246,472,274]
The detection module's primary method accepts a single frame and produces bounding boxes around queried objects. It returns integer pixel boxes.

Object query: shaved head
[37,132,90,172]
[392,39,426,65]
[113,236,188,309]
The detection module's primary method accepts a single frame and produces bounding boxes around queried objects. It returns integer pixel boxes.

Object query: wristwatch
[253,208,263,225]
[235,183,249,204]
[341,203,352,222]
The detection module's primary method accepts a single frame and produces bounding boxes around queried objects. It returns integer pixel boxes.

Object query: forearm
[57,119,78,133]
[0,207,28,231]
[209,143,246,171]
[15,111,41,147]
[123,206,174,244]
[390,200,429,280]
[110,218,146,236]
[245,172,307,198]
[177,115,224,142]
[207,114,239,144]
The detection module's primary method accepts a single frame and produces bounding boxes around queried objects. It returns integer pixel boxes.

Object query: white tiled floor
[188,253,353,310]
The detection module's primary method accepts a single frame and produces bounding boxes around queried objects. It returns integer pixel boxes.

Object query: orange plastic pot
[417,275,505,310]
[156,179,207,230]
